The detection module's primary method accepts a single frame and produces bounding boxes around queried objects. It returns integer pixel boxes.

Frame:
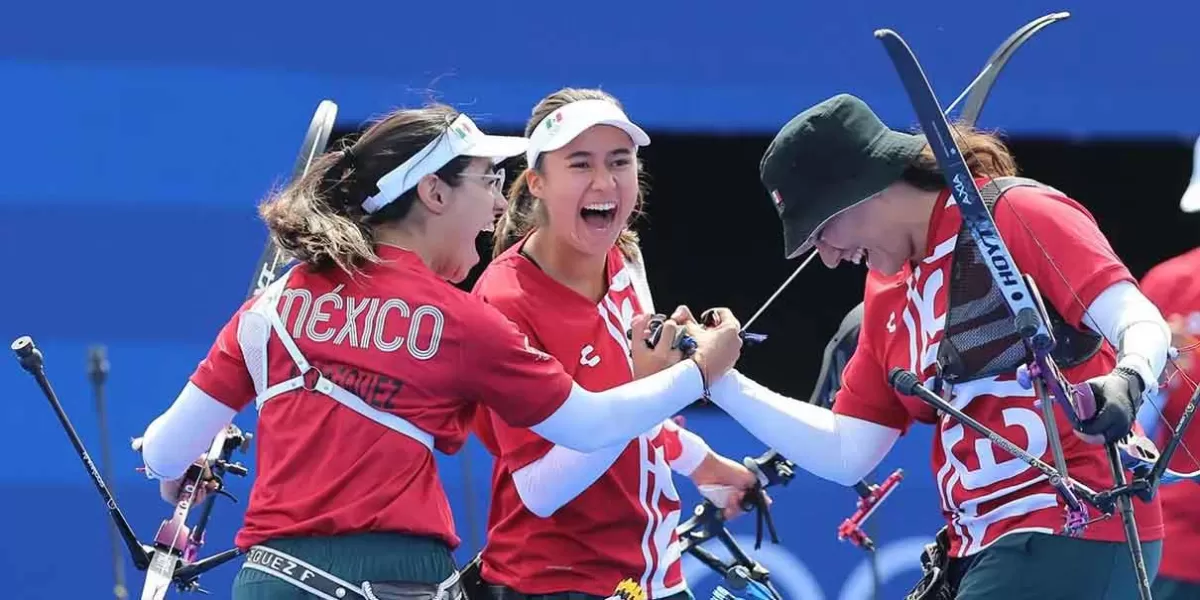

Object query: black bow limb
[13,334,254,599]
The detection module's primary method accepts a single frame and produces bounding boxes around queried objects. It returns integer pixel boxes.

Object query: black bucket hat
[760,93,927,259]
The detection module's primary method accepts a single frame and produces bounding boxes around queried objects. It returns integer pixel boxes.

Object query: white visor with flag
[1181,134,1200,213]
[362,114,528,214]
[525,99,650,167]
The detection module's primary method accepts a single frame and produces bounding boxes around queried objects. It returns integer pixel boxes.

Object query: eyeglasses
[462,168,506,193]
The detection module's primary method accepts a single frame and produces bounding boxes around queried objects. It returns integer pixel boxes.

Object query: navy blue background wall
[3,2,1199,599]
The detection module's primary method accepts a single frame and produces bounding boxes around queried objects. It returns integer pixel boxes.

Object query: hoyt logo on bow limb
[953,174,1019,289]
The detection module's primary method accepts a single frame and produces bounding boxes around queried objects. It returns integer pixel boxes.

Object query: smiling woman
[492,89,651,268]
[471,88,759,600]
[133,100,747,600]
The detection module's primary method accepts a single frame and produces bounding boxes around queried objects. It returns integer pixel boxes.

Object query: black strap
[936,176,1103,384]
[746,486,780,550]
[807,302,864,407]
[982,177,1105,370]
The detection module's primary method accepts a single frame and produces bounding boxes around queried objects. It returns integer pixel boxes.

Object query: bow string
[934,13,1200,488]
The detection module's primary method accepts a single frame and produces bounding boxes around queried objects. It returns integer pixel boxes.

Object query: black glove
[1075,366,1145,444]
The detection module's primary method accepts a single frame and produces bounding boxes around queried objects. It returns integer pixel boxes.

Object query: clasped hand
[629,305,743,385]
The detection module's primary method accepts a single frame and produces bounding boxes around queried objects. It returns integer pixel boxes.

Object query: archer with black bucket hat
[705,93,1173,599]
[761,93,927,263]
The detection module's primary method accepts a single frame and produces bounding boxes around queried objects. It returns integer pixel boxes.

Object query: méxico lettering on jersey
[278,284,445,358]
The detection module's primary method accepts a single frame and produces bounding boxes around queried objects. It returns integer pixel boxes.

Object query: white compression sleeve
[530,360,705,452]
[708,370,900,486]
[512,418,710,517]
[140,382,238,480]
[1080,280,1171,390]
[512,442,627,517]
[667,424,711,476]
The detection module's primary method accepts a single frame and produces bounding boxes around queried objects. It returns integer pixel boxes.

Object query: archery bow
[695,16,1081,577]
[134,426,253,599]
[9,101,339,598]
[138,99,340,598]
[10,336,253,599]
[874,22,1200,600]
[774,12,1076,556]
[945,12,1071,124]
[249,99,338,297]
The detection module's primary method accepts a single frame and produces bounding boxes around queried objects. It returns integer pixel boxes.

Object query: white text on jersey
[279,285,445,358]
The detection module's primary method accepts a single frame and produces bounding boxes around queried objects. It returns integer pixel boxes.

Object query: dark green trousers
[953,532,1162,600]
[1152,577,1200,600]
[231,533,457,599]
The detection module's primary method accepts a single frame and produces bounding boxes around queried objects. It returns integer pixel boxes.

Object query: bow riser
[142,424,252,597]
[677,449,793,599]
[10,335,253,599]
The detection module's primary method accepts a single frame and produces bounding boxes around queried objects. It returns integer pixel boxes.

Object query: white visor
[362,114,528,214]
[525,99,650,167]
[1181,135,1200,213]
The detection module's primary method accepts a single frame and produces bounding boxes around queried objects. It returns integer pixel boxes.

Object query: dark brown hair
[901,123,1019,190]
[259,104,473,274]
[492,88,648,260]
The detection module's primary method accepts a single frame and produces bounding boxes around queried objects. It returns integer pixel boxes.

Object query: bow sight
[12,335,253,599]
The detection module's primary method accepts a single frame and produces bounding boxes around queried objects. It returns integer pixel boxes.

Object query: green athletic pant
[953,532,1162,600]
[231,533,458,599]
[1153,577,1200,600]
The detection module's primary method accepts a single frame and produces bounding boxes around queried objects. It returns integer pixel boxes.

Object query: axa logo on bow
[952,173,974,205]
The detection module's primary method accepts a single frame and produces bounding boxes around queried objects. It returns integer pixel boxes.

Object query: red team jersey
[188,245,573,551]
[833,180,1163,557]
[472,241,688,598]
[1139,247,1200,582]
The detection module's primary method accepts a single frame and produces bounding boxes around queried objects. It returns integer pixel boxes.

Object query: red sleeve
[189,302,256,411]
[830,329,915,434]
[486,408,557,472]
[457,297,574,428]
[471,406,502,456]
[1140,259,1182,310]
[994,186,1135,327]
[478,323,558,471]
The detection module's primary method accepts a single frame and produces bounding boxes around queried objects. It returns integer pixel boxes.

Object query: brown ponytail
[258,104,472,275]
[491,167,540,258]
[491,87,647,261]
[259,149,374,274]
[902,123,1019,190]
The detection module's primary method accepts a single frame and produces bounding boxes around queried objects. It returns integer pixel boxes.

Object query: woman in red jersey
[470,88,759,600]
[707,94,1172,599]
[135,104,744,600]
[1139,155,1200,600]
